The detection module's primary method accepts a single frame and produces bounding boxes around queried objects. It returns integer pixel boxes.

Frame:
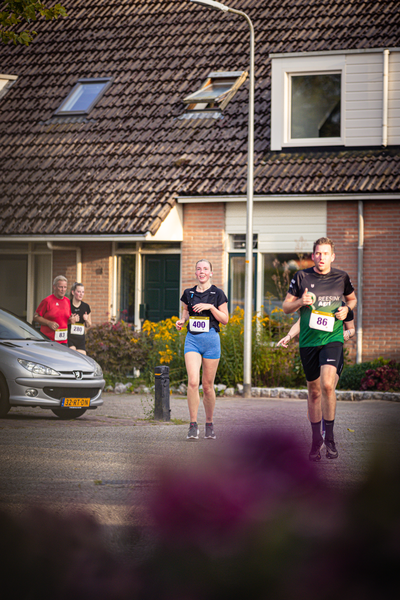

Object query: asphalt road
[1,392,399,557]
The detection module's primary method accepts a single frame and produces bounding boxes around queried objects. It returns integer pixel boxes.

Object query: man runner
[33,275,76,344]
[282,237,357,461]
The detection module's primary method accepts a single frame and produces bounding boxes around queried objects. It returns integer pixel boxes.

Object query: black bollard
[154,365,171,421]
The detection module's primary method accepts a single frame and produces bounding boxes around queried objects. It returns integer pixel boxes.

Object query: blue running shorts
[184,328,221,359]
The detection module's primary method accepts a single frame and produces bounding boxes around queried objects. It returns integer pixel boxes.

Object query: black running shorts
[68,336,86,351]
[300,342,344,382]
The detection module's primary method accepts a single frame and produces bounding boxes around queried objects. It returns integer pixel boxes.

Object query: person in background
[33,275,74,345]
[68,282,92,355]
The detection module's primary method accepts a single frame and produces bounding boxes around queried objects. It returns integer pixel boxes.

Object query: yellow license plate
[62,398,90,408]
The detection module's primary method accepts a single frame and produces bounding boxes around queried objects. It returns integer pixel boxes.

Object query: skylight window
[183,71,247,111]
[55,77,113,115]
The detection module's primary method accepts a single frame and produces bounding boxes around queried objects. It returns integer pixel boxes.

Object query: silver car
[0,308,105,419]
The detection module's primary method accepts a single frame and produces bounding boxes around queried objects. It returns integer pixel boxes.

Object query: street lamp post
[190,0,255,397]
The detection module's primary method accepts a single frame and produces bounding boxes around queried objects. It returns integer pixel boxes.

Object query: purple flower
[148,430,327,554]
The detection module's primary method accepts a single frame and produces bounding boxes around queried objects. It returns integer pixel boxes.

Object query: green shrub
[86,310,307,389]
[337,357,392,390]
[140,317,187,386]
[218,307,306,388]
[86,321,146,376]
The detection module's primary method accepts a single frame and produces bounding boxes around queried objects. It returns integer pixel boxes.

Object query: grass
[170,418,188,425]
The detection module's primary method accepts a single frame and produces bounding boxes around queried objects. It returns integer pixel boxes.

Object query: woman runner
[176,259,229,440]
[68,282,92,355]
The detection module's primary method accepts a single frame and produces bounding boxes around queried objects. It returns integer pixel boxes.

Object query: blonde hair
[53,275,67,286]
[196,259,213,271]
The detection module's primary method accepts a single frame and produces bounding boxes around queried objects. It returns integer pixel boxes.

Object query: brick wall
[52,250,76,288]
[362,201,400,361]
[328,200,400,362]
[52,242,112,325]
[181,202,226,293]
[327,200,359,361]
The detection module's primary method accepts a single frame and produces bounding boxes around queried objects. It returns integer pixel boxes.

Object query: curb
[224,387,400,402]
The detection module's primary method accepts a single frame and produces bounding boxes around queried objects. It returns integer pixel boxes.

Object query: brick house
[0,0,399,362]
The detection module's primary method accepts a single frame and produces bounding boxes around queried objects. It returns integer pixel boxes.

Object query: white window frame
[183,71,247,112]
[271,54,346,150]
[55,77,113,116]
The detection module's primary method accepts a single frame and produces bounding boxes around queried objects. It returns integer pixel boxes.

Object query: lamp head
[190,0,229,12]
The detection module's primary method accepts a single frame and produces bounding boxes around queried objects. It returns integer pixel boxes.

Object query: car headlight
[18,359,60,376]
[92,361,103,377]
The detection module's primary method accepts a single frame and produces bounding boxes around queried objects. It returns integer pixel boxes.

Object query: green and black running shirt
[288,267,354,348]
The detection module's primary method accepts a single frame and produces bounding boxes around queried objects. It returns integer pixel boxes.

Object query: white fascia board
[269,48,400,59]
[0,234,151,242]
[177,193,400,203]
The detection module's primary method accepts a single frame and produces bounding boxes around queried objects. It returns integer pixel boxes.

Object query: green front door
[142,255,180,322]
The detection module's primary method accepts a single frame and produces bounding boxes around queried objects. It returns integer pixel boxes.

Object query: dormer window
[270,53,346,149]
[0,74,17,100]
[183,71,247,112]
[290,73,341,139]
[55,77,113,115]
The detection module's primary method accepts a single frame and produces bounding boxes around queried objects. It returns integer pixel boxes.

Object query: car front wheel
[0,374,11,418]
[51,408,87,420]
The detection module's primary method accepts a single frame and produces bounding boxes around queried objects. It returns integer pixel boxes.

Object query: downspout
[382,49,390,147]
[46,242,82,282]
[111,241,118,322]
[356,201,364,363]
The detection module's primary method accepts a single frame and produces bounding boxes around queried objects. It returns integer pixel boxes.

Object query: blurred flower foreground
[2,429,400,599]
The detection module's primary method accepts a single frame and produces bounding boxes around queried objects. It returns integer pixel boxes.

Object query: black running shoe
[325,439,338,459]
[187,422,199,440]
[309,438,323,462]
[204,423,216,439]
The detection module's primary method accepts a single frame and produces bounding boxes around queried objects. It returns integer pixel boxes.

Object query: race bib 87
[189,316,210,333]
[309,310,335,333]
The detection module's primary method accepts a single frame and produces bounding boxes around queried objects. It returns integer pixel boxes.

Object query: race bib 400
[189,316,210,333]
[309,310,335,333]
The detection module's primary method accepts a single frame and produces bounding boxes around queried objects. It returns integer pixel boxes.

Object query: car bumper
[7,377,105,409]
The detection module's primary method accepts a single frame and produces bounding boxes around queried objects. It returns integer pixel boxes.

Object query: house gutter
[356,201,364,363]
[46,242,82,282]
[382,49,390,147]
[177,192,400,203]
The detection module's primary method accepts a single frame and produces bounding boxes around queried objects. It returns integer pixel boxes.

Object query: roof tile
[0,0,398,235]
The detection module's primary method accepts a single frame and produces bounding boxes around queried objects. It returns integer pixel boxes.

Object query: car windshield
[0,309,46,341]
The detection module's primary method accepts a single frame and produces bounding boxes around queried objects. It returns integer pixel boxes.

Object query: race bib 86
[309,310,335,333]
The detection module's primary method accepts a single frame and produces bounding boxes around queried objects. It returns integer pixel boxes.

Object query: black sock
[311,421,322,442]
[324,419,335,441]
